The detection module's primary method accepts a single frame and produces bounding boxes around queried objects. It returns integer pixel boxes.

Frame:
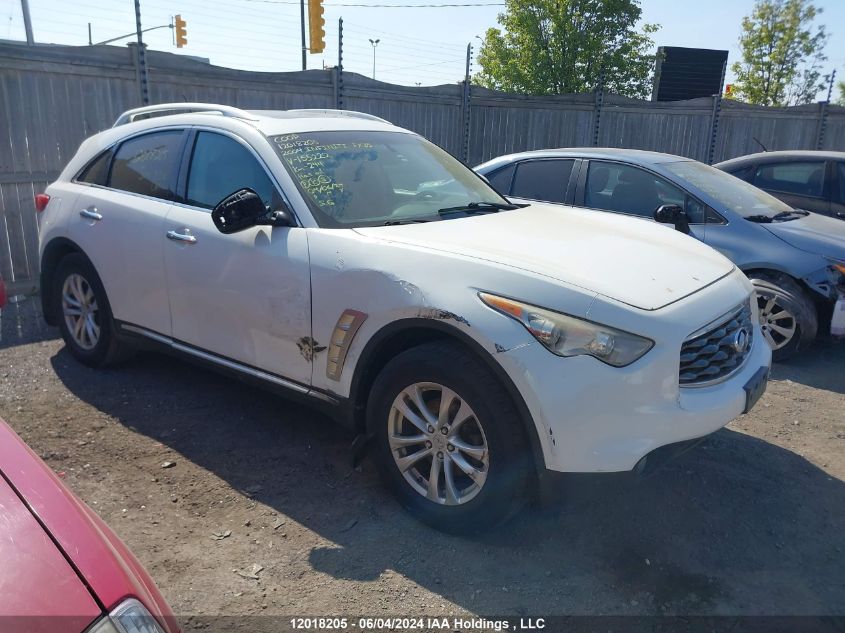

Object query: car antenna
[752,137,768,152]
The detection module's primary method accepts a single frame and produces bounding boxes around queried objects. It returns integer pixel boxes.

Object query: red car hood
[0,475,100,632]
[0,419,178,633]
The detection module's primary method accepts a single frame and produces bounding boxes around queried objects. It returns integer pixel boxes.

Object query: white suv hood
[355,204,734,311]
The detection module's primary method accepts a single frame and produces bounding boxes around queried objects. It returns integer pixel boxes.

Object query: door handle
[166,229,198,244]
[79,208,103,221]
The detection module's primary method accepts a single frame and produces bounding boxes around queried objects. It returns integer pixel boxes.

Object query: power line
[234,0,503,5]
[341,20,467,50]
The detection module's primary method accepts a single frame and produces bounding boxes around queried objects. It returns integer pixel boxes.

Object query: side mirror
[211,189,294,234]
[653,204,691,235]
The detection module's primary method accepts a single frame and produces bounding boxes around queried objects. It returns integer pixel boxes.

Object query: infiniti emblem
[731,328,750,354]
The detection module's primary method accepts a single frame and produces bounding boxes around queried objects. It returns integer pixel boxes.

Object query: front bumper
[497,276,772,473]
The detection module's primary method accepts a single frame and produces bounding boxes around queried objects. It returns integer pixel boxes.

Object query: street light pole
[368,38,379,80]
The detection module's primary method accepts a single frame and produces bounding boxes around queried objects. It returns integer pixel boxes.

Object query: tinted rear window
[109,131,183,200]
[511,160,573,203]
[485,164,515,193]
[754,161,825,197]
[838,162,845,203]
[77,150,113,186]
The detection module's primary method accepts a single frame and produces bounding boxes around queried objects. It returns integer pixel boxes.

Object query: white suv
[37,103,771,532]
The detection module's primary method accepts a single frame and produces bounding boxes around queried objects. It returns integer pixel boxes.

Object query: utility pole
[134,0,150,105]
[300,0,307,70]
[88,22,93,45]
[20,0,34,45]
[369,38,379,79]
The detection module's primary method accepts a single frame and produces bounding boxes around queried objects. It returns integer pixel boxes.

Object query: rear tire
[53,253,131,367]
[749,272,817,362]
[367,341,533,534]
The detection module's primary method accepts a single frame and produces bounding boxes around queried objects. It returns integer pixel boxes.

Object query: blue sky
[2,0,843,91]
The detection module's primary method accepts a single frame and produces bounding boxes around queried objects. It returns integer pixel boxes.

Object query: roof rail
[262,109,391,124]
[113,103,258,127]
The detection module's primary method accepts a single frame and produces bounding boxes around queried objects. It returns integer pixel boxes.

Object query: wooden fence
[1,41,843,291]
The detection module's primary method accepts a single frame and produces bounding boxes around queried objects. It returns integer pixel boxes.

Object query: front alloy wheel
[756,292,796,351]
[749,273,817,362]
[368,341,532,534]
[389,382,488,506]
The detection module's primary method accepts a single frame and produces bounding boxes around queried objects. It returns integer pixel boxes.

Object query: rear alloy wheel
[53,253,131,367]
[750,273,817,362]
[368,341,533,534]
[61,273,101,351]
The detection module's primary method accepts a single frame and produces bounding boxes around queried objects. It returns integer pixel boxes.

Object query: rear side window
[511,160,573,203]
[725,164,754,182]
[186,132,280,210]
[838,162,845,203]
[109,131,183,200]
[485,164,515,193]
[77,150,113,185]
[754,161,825,197]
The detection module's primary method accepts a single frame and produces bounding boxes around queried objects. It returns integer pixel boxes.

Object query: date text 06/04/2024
[289,617,547,631]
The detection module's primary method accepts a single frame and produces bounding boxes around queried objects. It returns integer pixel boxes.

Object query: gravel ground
[1,295,844,625]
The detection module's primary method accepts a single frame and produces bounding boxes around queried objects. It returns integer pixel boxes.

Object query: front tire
[749,272,817,362]
[53,253,131,367]
[367,341,533,534]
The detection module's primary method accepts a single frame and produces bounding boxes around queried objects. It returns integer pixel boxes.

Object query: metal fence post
[133,0,150,105]
[815,100,829,150]
[592,70,605,147]
[336,17,344,109]
[707,93,722,164]
[459,42,472,163]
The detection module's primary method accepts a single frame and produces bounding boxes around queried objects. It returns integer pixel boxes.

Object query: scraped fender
[345,316,547,476]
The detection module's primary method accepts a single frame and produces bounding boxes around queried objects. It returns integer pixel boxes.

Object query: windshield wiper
[746,209,809,224]
[383,218,431,226]
[437,201,521,216]
[773,209,809,219]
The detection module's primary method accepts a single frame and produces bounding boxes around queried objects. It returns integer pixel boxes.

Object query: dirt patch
[1,297,844,623]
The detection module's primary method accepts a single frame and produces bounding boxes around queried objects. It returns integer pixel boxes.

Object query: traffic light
[308,0,325,54]
[174,14,187,48]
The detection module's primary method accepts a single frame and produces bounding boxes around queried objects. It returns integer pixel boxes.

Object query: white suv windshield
[665,160,794,218]
[270,130,508,227]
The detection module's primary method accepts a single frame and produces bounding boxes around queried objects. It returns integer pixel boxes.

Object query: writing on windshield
[269,130,505,228]
[273,134,375,209]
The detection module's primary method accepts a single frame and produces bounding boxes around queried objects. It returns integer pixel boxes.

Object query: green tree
[731,0,829,106]
[837,80,845,105]
[475,0,658,98]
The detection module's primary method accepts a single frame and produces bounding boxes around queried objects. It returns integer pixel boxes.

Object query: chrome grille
[679,300,754,386]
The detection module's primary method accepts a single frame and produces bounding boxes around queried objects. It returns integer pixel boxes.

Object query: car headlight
[87,599,166,633]
[479,292,654,367]
[827,258,845,278]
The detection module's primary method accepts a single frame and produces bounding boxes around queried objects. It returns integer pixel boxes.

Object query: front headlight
[479,292,654,367]
[87,599,166,633]
[827,258,845,278]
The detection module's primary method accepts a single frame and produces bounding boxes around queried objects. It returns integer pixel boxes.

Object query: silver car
[476,148,845,361]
